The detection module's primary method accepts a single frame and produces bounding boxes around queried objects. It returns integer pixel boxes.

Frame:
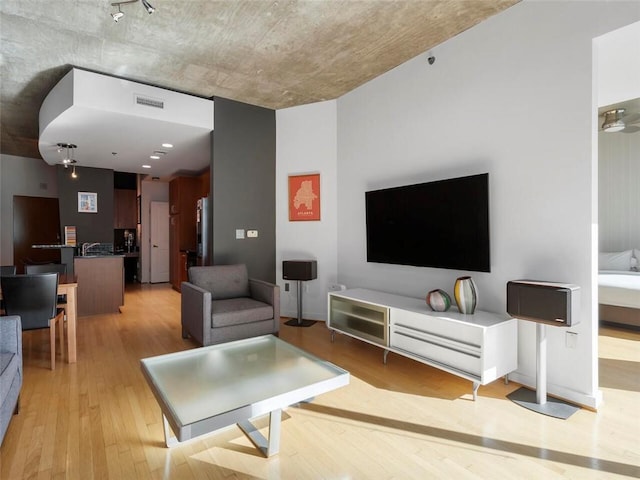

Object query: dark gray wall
[211,97,276,283]
[57,165,114,245]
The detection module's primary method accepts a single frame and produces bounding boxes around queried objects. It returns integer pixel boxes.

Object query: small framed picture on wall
[288,173,321,221]
[78,192,98,213]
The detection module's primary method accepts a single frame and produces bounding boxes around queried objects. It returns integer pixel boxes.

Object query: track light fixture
[111,0,155,22]
[111,5,124,22]
[141,0,155,14]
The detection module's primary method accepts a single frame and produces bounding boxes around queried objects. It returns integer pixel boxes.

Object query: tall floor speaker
[506,280,581,419]
[283,260,317,327]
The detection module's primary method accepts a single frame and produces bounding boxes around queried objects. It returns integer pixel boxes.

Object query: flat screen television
[365,173,490,272]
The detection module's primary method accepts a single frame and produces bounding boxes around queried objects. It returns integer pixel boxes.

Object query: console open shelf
[328,288,518,400]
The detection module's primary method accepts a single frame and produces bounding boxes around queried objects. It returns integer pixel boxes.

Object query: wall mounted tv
[365,173,490,272]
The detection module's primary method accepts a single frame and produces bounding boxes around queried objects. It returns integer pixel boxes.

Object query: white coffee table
[140,335,350,455]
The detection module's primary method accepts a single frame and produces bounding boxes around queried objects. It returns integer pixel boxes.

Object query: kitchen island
[74,255,124,316]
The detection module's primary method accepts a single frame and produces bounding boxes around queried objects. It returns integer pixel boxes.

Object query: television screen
[365,173,490,272]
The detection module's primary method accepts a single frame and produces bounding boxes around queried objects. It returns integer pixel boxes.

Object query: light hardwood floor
[1,283,639,479]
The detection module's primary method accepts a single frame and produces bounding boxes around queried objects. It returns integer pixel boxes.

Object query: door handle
[153,244,159,248]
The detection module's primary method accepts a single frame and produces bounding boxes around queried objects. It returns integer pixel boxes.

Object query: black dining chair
[25,263,67,309]
[1,273,65,370]
[24,264,66,275]
[0,265,16,314]
[0,265,16,276]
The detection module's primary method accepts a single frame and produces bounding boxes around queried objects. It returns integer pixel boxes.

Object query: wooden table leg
[65,285,77,363]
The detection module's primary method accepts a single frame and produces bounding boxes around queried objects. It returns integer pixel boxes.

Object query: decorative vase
[454,276,477,314]
[426,289,451,312]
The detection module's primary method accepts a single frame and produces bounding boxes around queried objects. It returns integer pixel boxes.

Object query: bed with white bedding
[598,250,640,328]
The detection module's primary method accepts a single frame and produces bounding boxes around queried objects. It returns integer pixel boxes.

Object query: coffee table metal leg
[238,408,282,457]
[163,414,178,447]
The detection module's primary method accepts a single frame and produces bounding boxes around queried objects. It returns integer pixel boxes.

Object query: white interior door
[150,201,170,283]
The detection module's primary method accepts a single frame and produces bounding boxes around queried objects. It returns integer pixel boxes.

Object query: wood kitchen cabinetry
[75,256,124,316]
[114,189,137,228]
[169,176,200,291]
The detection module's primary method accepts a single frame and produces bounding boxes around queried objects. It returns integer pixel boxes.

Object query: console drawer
[391,308,483,347]
[391,328,481,378]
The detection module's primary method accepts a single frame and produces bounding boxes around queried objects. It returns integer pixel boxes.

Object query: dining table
[1,273,78,364]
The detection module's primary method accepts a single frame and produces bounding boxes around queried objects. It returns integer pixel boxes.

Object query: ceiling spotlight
[602,108,626,133]
[162,143,173,148]
[111,0,153,22]
[141,0,155,14]
[142,165,152,169]
[150,155,160,160]
[111,7,124,22]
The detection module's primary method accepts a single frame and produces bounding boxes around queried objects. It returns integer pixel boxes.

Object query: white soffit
[597,21,640,108]
[38,68,214,178]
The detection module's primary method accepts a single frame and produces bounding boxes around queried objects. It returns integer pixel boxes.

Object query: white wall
[139,179,169,283]
[596,21,640,253]
[276,101,338,320]
[334,1,640,408]
[598,131,640,252]
[0,154,59,265]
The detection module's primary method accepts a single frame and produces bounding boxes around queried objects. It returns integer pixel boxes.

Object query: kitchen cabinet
[75,256,124,316]
[169,176,200,291]
[169,176,199,215]
[114,189,137,228]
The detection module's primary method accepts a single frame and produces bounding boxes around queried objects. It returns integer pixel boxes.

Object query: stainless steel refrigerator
[196,197,210,265]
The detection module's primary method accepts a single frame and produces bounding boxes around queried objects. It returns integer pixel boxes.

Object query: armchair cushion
[189,264,250,299]
[212,297,274,328]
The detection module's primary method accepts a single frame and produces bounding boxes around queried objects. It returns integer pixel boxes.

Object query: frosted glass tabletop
[140,335,349,428]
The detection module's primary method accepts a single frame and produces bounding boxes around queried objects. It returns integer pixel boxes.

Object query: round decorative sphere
[426,289,451,312]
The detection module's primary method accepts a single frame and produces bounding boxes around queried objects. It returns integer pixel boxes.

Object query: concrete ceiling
[1,0,519,176]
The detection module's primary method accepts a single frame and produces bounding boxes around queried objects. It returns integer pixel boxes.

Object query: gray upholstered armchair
[181,264,280,346]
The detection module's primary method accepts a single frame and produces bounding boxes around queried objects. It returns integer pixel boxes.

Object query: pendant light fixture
[57,143,78,178]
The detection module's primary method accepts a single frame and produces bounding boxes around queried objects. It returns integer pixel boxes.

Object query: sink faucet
[82,242,100,256]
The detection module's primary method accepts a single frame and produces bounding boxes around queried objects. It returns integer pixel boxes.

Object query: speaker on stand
[283,260,317,327]
[506,280,581,419]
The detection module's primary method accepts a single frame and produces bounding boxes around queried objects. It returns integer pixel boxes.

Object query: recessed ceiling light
[150,155,160,160]
[162,143,173,148]
[142,165,151,169]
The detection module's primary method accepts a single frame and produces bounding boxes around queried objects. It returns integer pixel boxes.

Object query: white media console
[328,288,518,400]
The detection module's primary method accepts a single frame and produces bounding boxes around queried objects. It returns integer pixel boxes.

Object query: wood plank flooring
[1,283,639,479]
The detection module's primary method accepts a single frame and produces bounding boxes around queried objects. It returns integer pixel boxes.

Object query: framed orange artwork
[288,173,321,221]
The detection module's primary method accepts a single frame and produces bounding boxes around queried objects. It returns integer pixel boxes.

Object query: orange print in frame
[288,173,320,221]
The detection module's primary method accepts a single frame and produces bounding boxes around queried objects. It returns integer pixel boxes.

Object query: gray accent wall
[57,165,114,245]
[211,97,276,283]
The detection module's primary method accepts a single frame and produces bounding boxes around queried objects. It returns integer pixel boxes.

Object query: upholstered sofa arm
[181,282,212,346]
[249,279,280,331]
[0,315,22,359]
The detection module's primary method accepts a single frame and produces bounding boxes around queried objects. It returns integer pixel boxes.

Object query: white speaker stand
[507,323,580,419]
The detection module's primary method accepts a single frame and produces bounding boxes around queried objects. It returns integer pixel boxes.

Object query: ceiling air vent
[135,94,164,109]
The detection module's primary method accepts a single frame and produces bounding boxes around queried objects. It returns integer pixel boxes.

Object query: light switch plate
[247,230,258,238]
[235,229,245,239]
